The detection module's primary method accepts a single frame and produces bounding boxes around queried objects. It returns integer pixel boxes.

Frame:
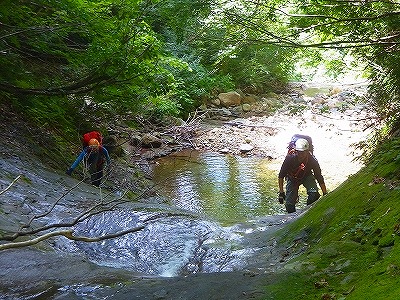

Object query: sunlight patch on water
[153,151,286,226]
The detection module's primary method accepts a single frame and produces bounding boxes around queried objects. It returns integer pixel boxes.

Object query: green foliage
[0,0,242,126]
[21,96,75,126]
[288,0,400,133]
[2,0,400,137]
[216,44,295,93]
[144,94,183,119]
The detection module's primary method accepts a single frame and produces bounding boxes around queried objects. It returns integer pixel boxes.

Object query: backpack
[82,131,103,148]
[287,134,313,154]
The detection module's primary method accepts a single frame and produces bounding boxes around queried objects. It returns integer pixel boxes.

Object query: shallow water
[152,150,291,226]
[53,150,300,277]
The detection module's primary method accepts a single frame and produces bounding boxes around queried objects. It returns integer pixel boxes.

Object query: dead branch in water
[0,170,197,250]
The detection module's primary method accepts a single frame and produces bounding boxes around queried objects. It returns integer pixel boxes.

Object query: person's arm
[319,182,328,195]
[66,149,87,175]
[278,156,291,203]
[278,155,292,189]
[102,147,111,165]
[278,177,284,193]
[278,177,286,203]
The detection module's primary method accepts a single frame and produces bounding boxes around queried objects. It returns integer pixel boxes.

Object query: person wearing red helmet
[66,138,111,187]
[278,138,327,213]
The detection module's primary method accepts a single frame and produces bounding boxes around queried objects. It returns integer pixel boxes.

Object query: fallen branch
[2,182,155,241]
[2,190,128,241]
[0,175,22,196]
[0,225,145,251]
[0,230,73,250]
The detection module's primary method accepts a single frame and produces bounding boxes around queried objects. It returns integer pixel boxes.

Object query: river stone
[218,91,242,108]
[130,134,142,146]
[141,133,162,148]
[242,103,251,112]
[210,98,221,106]
[239,144,254,153]
[219,148,230,154]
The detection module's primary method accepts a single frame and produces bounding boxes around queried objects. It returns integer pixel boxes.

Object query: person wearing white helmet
[278,138,327,213]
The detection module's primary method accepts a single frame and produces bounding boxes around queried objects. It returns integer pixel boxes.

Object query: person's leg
[91,168,103,187]
[88,152,105,187]
[88,161,104,187]
[285,179,299,213]
[302,175,320,205]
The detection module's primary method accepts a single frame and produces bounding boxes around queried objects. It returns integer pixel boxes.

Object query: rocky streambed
[192,82,374,190]
[0,82,376,299]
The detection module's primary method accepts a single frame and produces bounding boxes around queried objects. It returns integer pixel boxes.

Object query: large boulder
[141,133,162,148]
[218,91,242,108]
[103,135,123,157]
[242,94,258,104]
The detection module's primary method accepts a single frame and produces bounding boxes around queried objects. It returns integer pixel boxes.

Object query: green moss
[378,235,395,248]
[20,175,32,184]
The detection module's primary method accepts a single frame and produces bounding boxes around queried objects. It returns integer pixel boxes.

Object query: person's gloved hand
[278,192,285,204]
[66,168,73,176]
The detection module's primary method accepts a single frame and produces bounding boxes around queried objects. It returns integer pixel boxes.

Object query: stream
[0,82,374,299]
[152,150,286,225]
[52,151,293,278]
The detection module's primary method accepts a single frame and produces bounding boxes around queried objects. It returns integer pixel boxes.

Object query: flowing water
[53,150,297,278]
[0,84,373,299]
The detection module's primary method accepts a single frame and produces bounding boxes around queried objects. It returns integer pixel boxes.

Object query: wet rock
[221,108,233,116]
[142,133,162,148]
[239,144,254,153]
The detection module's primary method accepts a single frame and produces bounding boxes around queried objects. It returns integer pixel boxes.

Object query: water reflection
[153,150,286,226]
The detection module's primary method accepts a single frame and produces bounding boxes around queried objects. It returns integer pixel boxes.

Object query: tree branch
[0,226,145,251]
[222,2,400,49]
[0,175,21,196]
[24,178,87,229]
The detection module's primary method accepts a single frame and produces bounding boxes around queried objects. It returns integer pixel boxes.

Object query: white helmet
[295,138,309,151]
